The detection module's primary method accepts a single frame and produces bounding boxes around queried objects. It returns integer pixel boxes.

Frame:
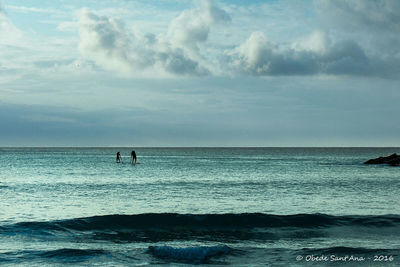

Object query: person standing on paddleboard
[116,152,121,163]
[131,150,137,164]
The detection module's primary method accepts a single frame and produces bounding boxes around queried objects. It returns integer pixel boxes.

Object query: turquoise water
[0,147,399,265]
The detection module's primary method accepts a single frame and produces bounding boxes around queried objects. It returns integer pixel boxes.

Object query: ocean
[0,147,399,266]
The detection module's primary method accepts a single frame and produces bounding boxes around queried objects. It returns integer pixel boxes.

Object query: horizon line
[1,146,400,149]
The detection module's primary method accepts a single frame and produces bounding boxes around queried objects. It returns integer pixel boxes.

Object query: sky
[0,0,399,147]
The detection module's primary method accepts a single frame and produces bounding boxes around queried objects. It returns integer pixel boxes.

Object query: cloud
[314,0,400,66]
[225,32,313,75]
[5,5,60,15]
[316,0,400,33]
[294,31,331,54]
[168,0,231,52]
[78,9,139,73]
[57,21,77,32]
[225,30,399,77]
[5,0,399,79]
[77,3,224,77]
[213,0,400,78]
[75,0,399,78]
[0,4,23,46]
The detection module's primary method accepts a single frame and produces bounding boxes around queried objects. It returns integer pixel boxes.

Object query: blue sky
[0,0,399,146]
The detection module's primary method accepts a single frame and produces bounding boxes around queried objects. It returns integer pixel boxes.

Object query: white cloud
[78,9,138,74]
[3,0,400,80]
[293,31,330,54]
[222,0,399,78]
[5,5,60,14]
[77,3,223,77]
[226,32,318,76]
[225,29,399,77]
[57,21,77,32]
[0,4,23,46]
[168,0,230,52]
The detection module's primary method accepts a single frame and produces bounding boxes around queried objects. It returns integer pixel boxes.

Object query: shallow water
[0,147,399,265]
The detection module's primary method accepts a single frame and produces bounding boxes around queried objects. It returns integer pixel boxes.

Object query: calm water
[0,147,399,266]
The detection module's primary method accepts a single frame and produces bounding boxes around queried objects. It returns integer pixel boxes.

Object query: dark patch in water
[8,213,400,229]
[39,248,106,258]
[148,245,232,264]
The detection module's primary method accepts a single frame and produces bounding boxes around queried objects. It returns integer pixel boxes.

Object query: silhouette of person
[131,150,137,164]
[116,152,121,163]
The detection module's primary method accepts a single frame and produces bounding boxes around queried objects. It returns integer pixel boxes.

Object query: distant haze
[0,0,399,146]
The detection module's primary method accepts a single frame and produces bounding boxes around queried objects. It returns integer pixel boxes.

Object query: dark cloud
[157,49,209,76]
[321,40,369,75]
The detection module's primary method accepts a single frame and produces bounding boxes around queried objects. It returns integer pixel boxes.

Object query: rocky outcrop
[364,153,400,166]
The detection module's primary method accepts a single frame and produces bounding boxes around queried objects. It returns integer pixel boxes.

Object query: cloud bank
[1,0,400,146]
[77,0,232,77]
[225,31,387,76]
[75,0,400,78]
[317,0,400,33]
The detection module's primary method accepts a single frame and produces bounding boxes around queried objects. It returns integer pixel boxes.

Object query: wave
[0,248,107,264]
[148,245,232,263]
[1,213,399,242]
[11,213,400,229]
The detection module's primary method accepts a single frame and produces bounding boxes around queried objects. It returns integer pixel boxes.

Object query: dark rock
[388,158,400,166]
[364,153,400,166]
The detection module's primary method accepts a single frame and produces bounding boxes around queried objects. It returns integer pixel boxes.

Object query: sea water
[0,147,399,266]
